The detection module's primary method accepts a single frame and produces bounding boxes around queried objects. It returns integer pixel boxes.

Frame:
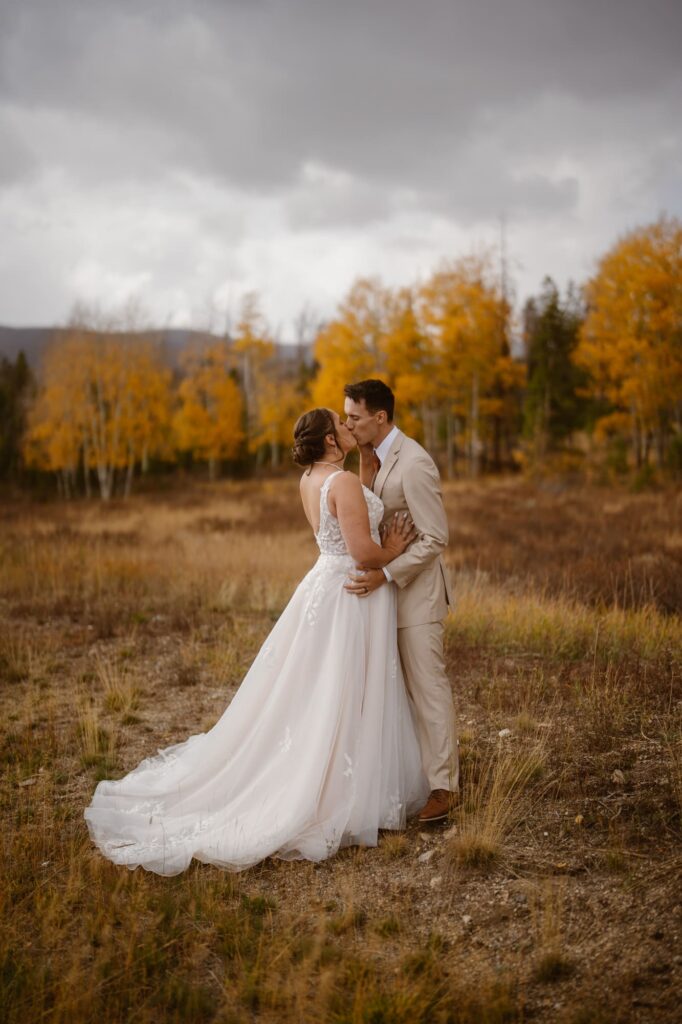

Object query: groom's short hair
[344,379,395,421]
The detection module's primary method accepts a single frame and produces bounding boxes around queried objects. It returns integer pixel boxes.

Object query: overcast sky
[1,0,680,337]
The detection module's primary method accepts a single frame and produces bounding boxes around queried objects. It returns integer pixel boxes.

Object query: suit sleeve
[385,454,449,589]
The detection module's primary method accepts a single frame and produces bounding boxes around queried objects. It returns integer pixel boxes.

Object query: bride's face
[328,411,356,456]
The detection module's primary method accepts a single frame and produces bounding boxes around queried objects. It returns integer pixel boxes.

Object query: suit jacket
[373,430,453,628]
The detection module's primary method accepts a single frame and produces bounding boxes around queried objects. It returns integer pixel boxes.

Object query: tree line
[1,215,680,499]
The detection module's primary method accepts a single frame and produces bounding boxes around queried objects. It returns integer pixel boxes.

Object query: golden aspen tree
[311,320,376,411]
[79,329,135,500]
[121,340,174,496]
[576,216,682,468]
[173,340,245,479]
[23,333,88,497]
[251,376,303,467]
[382,286,438,446]
[420,254,503,475]
[51,304,157,500]
[24,320,134,501]
[311,278,388,410]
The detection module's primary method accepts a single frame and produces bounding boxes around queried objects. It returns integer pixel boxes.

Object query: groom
[343,379,458,823]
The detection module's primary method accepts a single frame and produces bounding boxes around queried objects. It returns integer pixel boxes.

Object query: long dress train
[84,473,429,875]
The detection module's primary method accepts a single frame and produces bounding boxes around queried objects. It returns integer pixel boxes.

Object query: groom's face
[343,397,383,446]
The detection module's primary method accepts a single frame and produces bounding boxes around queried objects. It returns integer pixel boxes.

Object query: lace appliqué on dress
[383,791,403,829]
[301,474,385,626]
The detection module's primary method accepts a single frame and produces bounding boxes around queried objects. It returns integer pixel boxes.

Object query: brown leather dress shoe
[418,789,455,824]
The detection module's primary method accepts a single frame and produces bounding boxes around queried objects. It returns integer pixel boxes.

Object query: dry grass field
[1,476,681,1023]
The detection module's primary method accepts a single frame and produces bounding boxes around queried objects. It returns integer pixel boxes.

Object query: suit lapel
[373,431,403,497]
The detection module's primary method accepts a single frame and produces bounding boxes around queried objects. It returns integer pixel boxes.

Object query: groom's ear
[376,410,387,426]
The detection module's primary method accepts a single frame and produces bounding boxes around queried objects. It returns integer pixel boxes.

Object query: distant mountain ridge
[0,325,314,369]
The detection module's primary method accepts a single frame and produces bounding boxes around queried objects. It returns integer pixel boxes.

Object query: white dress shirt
[374,425,400,583]
[374,425,399,468]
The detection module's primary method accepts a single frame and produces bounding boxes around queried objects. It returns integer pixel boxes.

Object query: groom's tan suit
[374,429,459,792]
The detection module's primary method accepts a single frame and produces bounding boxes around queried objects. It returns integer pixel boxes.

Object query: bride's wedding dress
[85,472,429,875]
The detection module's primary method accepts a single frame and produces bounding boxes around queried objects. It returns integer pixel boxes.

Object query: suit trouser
[397,621,459,793]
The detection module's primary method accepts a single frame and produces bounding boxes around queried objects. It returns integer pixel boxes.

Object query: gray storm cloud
[0,0,680,327]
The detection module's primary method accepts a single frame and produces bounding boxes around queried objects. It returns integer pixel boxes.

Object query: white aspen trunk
[96,462,112,501]
[108,394,123,494]
[90,372,109,500]
[643,430,652,466]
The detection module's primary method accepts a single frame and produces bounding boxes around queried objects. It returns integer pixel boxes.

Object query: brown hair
[343,379,395,420]
[292,408,340,468]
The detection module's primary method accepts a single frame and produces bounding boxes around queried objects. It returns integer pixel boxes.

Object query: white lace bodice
[316,471,383,555]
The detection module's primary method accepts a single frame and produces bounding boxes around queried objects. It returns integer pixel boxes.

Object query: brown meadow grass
[1,476,680,1022]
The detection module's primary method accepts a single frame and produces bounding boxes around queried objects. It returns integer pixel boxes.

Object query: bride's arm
[329,473,414,568]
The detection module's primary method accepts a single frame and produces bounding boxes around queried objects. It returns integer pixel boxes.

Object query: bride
[85,408,430,875]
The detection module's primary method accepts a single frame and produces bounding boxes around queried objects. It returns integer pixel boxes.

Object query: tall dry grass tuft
[96,655,140,714]
[379,834,410,860]
[0,625,54,685]
[573,658,633,752]
[446,735,548,869]
[0,628,32,683]
[172,636,204,687]
[529,880,574,982]
[77,702,116,771]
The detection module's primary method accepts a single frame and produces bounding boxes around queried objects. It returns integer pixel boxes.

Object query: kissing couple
[85,379,459,875]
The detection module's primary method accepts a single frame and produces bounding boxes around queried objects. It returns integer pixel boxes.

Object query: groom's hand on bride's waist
[344,568,386,598]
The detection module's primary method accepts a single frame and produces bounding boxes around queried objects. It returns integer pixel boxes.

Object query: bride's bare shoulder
[328,471,363,503]
[329,469,360,486]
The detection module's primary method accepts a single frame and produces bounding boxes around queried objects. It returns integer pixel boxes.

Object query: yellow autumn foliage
[24,323,173,498]
[173,340,244,477]
[576,215,682,465]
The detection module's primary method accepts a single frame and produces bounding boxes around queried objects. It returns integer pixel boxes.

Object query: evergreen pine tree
[523,277,586,453]
[0,351,33,480]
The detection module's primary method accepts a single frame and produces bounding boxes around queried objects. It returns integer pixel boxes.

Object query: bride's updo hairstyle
[292,408,340,469]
